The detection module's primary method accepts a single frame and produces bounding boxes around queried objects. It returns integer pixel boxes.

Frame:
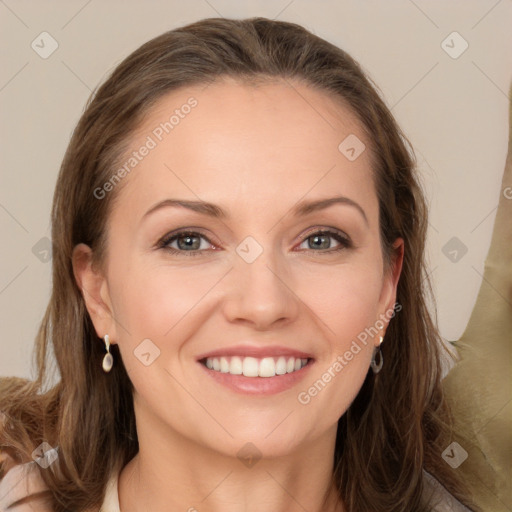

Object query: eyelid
[295,227,353,253]
[156,225,353,255]
[156,227,218,248]
[299,226,351,243]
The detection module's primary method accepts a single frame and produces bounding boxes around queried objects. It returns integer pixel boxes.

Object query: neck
[118,398,344,512]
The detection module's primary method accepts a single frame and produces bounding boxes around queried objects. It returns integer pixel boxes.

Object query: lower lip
[198,361,314,395]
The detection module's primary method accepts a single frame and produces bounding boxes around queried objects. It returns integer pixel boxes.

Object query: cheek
[293,262,382,418]
[110,260,216,341]
[299,260,383,346]
[111,253,383,364]
[104,249,383,449]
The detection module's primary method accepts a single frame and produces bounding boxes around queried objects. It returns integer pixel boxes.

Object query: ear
[72,243,119,343]
[377,237,404,340]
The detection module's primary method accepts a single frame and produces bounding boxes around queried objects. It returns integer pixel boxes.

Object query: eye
[157,227,352,257]
[296,229,352,253]
[157,230,215,257]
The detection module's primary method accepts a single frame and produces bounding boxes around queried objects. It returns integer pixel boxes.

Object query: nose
[222,246,300,330]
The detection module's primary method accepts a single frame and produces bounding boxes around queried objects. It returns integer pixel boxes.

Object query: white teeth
[230,356,243,375]
[242,357,259,377]
[203,356,308,377]
[276,356,287,375]
[258,357,276,377]
[220,357,230,373]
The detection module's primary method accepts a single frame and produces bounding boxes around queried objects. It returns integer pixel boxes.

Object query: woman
[0,17,476,511]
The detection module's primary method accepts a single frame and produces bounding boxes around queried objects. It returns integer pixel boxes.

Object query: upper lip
[196,344,314,361]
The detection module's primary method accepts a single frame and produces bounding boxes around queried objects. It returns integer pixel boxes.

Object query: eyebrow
[142,196,368,226]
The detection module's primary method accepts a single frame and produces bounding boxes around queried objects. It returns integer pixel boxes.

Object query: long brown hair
[0,17,475,511]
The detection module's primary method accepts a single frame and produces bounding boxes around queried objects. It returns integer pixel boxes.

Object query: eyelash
[156,228,353,257]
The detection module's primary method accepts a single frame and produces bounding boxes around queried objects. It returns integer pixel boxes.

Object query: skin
[73,77,403,512]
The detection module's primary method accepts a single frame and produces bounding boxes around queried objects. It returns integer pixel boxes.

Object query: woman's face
[77,78,402,458]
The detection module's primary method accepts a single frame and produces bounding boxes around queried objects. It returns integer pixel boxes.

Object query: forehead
[140,76,367,150]
[109,77,376,224]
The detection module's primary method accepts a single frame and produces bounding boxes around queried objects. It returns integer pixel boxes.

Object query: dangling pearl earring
[102,334,114,373]
[370,335,384,374]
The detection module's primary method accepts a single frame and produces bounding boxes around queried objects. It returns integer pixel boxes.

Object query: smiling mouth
[200,356,311,378]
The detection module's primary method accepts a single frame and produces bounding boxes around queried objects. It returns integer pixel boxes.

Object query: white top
[0,461,472,511]
[99,470,121,512]
[0,461,120,512]
[0,461,53,512]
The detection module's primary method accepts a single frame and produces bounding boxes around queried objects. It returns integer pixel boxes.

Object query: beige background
[1,0,511,379]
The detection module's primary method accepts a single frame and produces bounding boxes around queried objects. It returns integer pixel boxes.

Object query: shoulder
[1,461,469,512]
[422,470,474,512]
[0,460,52,511]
